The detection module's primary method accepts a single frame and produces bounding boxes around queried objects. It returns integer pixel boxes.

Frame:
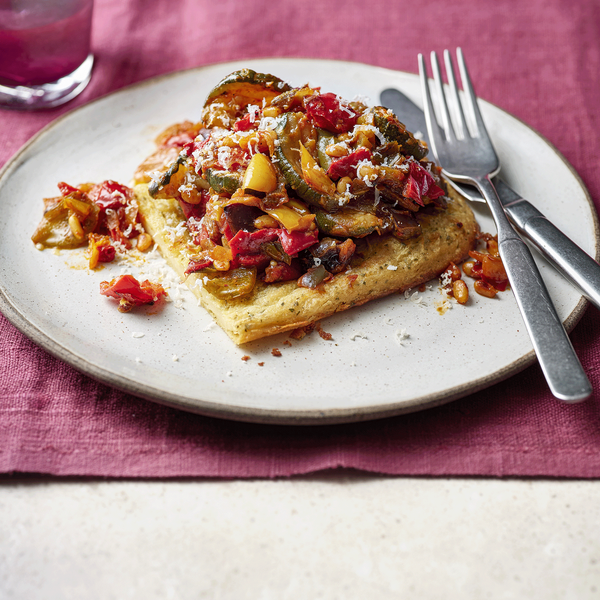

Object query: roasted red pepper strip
[264,261,302,283]
[88,180,134,212]
[229,228,280,258]
[234,254,271,268]
[227,229,279,270]
[278,228,319,255]
[228,227,319,263]
[305,93,358,133]
[178,189,208,221]
[184,257,213,276]
[100,274,167,313]
[327,148,372,180]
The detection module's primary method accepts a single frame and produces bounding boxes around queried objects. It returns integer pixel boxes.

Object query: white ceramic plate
[0,58,596,424]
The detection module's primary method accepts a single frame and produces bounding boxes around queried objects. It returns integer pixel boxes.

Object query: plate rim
[0,57,595,425]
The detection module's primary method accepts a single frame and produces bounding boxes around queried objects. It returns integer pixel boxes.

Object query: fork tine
[417,48,591,403]
[429,51,457,142]
[456,47,488,139]
[443,49,468,139]
[418,53,446,154]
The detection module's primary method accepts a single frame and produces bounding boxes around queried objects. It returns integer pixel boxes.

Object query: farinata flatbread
[135,182,477,344]
[131,69,479,344]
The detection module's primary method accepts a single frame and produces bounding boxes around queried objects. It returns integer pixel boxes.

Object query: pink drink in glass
[0,0,93,87]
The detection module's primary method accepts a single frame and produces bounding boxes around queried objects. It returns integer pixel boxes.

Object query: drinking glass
[0,0,94,110]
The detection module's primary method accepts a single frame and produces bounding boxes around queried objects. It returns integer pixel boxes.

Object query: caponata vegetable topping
[141,70,452,298]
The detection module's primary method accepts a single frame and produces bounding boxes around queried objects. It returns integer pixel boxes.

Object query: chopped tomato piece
[234,253,271,268]
[233,113,256,131]
[305,93,358,133]
[88,180,134,212]
[100,274,167,313]
[327,148,373,180]
[87,181,140,247]
[163,132,196,147]
[98,245,116,262]
[57,181,82,197]
[88,233,116,269]
[403,162,445,206]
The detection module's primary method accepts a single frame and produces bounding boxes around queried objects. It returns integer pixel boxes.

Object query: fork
[418,48,591,402]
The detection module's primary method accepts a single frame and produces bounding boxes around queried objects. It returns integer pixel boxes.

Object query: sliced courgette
[204,167,243,195]
[274,112,343,212]
[202,266,257,299]
[370,107,428,161]
[204,69,291,109]
[270,86,319,111]
[148,151,188,197]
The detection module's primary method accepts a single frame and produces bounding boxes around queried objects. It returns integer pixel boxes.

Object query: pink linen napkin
[2,0,600,478]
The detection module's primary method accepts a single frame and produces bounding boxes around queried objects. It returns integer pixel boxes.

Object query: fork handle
[476,176,592,402]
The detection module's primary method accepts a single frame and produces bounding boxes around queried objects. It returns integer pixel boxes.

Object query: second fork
[419,49,592,402]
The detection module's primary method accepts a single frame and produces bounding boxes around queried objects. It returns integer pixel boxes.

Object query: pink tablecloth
[2,0,600,478]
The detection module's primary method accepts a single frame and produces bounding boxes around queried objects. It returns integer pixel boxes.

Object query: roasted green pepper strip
[315,207,385,238]
[202,267,257,299]
[148,151,189,197]
[204,167,243,195]
[31,196,99,248]
[316,128,336,172]
[275,112,344,213]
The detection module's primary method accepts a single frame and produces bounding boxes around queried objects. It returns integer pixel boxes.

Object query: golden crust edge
[135,183,478,345]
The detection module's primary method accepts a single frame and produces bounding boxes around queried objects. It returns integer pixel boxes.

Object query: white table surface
[0,474,599,599]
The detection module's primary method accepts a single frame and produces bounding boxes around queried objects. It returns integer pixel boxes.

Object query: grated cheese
[374,186,381,206]
[395,328,410,346]
[440,271,453,287]
[350,331,368,341]
[258,116,278,131]
[161,221,188,243]
[354,124,387,145]
[352,94,371,105]
[247,104,260,122]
